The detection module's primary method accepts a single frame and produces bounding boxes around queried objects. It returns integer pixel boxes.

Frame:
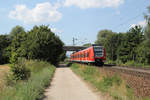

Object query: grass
[70,63,150,100]
[0,60,56,100]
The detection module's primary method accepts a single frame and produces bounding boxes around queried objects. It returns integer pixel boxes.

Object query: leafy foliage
[9,25,64,65]
[24,25,64,65]
[9,25,25,39]
[94,7,150,66]
[0,35,11,64]
[136,41,150,64]
[118,26,144,63]
[11,58,31,80]
[95,29,114,45]
[95,25,146,64]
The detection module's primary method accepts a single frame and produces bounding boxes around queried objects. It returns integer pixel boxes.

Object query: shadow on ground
[56,63,72,68]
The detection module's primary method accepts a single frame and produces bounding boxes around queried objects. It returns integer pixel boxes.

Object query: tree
[9,25,25,39]
[117,26,144,63]
[10,25,65,65]
[144,6,150,24]
[105,33,121,61]
[136,41,150,64]
[144,6,150,45]
[95,30,114,45]
[95,29,119,60]
[10,34,27,63]
[0,35,11,64]
[145,23,150,45]
[24,25,64,65]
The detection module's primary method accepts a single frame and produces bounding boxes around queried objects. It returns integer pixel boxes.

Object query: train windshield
[93,46,103,57]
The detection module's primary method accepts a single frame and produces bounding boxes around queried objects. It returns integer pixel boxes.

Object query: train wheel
[95,62,104,66]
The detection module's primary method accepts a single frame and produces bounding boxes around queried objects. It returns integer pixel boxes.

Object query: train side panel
[70,46,106,65]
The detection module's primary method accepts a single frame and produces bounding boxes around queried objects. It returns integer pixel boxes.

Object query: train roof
[71,45,104,55]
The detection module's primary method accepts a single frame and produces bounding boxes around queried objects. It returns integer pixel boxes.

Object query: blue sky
[0,0,150,46]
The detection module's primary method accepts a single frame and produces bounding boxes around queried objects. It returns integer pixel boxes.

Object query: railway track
[104,64,150,73]
[69,62,150,74]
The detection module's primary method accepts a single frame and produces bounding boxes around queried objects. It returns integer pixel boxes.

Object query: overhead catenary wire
[113,14,143,29]
[113,0,149,29]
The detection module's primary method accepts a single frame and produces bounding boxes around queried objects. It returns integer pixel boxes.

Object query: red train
[70,45,106,66]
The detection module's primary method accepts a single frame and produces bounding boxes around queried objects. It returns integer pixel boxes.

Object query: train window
[87,52,89,57]
[93,46,103,57]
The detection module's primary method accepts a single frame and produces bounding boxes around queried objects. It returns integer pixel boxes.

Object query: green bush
[106,60,116,64]
[11,64,31,80]
[124,61,144,67]
[10,58,31,81]
[115,60,123,65]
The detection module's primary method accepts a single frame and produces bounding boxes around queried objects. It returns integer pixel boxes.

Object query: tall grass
[0,60,55,100]
[71,64,150,100]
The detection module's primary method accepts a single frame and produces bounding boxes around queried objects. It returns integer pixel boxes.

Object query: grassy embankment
[0,60,55,100]
[70,63,150,100]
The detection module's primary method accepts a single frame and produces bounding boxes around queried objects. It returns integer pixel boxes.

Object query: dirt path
[44,65,102,100]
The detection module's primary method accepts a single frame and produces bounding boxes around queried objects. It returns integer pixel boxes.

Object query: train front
[93,46,106,65]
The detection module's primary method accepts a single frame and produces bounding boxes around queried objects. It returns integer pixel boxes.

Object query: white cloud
[131,20,147,28]
[9,2,62,24]
[51,27,63,33]
[64,0,124,9]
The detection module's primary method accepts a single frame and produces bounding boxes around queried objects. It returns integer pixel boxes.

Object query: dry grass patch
[0,65,10,91]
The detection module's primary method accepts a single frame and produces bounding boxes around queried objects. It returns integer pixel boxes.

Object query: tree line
[0,25,65,65]
[95,6,150,65]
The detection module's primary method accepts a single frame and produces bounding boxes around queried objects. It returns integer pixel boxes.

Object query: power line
[112,0,149,29]
[113,13,143,29]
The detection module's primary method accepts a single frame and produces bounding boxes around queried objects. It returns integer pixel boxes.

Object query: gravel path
[44,66,101,100]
